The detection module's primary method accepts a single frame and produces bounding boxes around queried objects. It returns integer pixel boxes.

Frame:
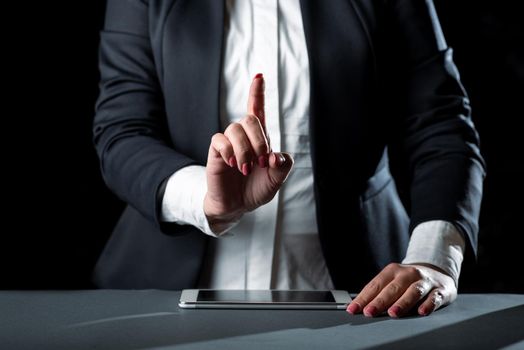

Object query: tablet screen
[197,290,336,304]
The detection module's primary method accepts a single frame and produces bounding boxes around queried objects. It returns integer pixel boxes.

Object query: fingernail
[258,155,268,168]
[276,153,285,166]
[419,307,429,316]
[389,305,402,318]
[364,306,377,317]
[347,303,361,314]
[228,156,237,168]
[241,163,250,176]
[254,73,263,80]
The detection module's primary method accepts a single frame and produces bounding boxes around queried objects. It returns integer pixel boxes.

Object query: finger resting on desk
[363,271,421,317]
[419,289,446,316]
[347,265,397,315]
[387,279,432,318]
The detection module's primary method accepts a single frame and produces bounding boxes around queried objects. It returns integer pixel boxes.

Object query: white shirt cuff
[160,165,238,237]
[402,220,466,286]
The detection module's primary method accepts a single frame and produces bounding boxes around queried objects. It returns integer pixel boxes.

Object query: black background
[3,1,523,292]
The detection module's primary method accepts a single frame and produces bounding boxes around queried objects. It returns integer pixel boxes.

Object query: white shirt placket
[246,0,281,290]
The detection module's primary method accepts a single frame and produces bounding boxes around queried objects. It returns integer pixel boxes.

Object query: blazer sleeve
[384,0,486,255]
[93,0,197,230]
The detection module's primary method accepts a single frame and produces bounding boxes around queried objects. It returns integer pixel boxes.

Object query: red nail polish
[242,163,250,176]
[389,306,402,318]
[419,307,428,316]
[347,303,360,314]
[277,154,285,166]
[258,155,267,168]
[364,306,377,317]
[228,156,237,168]
[254,73,263,80]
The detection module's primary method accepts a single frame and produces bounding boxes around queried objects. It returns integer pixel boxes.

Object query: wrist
[408,262,449,277]
[402,221,466,287]
[203,194,245,232]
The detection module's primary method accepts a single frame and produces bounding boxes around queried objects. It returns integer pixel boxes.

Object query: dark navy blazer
[93,0,485,291]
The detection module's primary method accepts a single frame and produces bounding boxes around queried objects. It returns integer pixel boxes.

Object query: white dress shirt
[161,0,466,290]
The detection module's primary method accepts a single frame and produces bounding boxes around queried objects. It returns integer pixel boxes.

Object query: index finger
[247,73,266,129]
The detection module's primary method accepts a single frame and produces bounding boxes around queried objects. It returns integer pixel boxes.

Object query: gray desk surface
[1,290,523,350]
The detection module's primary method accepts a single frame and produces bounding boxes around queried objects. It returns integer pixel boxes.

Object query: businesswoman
[93,0,485,318]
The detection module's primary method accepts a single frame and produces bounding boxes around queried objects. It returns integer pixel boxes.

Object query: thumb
[267,152,294,187]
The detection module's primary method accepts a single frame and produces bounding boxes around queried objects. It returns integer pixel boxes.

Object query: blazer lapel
[162,0,225,164]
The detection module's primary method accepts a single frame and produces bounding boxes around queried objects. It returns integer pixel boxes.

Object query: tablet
[178,289,351,309]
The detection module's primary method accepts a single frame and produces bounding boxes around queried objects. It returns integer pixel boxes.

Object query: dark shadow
[61,308,354,348]
[364,305,524,350]
[347,314,396,326]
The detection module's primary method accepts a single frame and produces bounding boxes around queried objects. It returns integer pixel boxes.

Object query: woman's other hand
[347,263,457,318]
